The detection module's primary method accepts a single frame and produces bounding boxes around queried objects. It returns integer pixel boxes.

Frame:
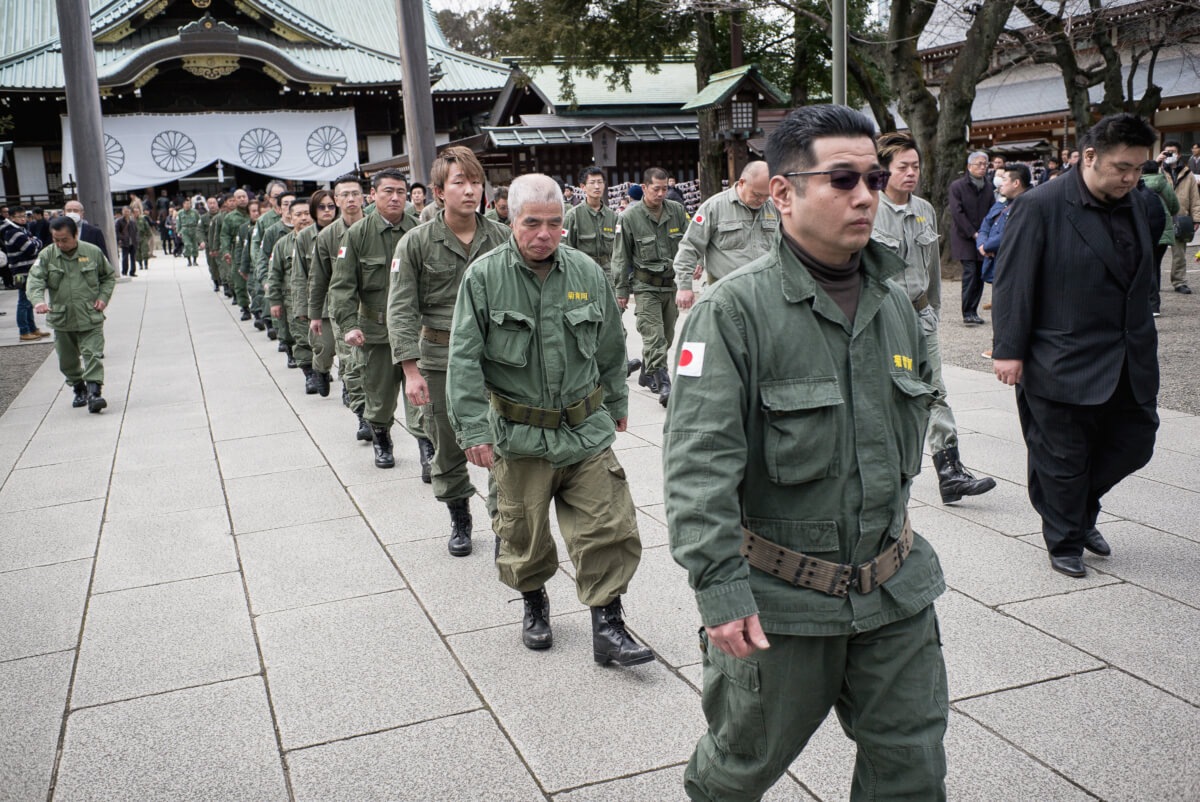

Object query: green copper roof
[681,65,787,112]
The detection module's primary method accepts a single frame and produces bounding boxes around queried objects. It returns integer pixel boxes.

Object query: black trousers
[1150,243,1168,313]
[960,259,984,318]
[120,245,137,276]
[1016,366,1157,558]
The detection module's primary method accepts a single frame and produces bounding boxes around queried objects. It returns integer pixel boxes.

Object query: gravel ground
[0,342,53,416]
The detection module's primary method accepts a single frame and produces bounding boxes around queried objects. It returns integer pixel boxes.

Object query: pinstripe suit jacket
[992,168,1159,406]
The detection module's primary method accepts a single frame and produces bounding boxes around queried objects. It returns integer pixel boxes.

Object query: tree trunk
[695,9,724,200]
[790,11,810,106]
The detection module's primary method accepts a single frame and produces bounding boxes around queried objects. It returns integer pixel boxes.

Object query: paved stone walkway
[2,253,1198,801]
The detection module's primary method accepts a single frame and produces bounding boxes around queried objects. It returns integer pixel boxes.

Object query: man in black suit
[948,151,994,325]
[63,199,110,262]
[992,113,1159,578]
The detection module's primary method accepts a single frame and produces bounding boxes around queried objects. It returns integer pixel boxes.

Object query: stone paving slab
[238,515,404,614]
[115,399,209,435]
[1099,474,1200,543]
[350,477,492,544]
[0,558,92,661]
[110,423,215,472]
[215,430,328,479]
[957,669,1200,801]
[1133,444,1200,492]
[0,498,103,572]
[91,505,236,593]
[54,677,289,802]
[225,465,356,535]
[555,764,817,800]
[0,650,74,801]
[0,455,112,514]
[72,572,259,708]
[15,424,121,470]
[105,458,226,520]
[255,591,480,749]
[447,610,707,792]
[619,544,705,668]
[286,710,544,801]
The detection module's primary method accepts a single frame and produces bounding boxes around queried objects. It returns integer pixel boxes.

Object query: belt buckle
[845,563,860,596]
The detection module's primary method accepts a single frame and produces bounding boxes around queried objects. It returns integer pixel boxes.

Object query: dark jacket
[992,168,1158,406]
[977,200,1010,283]
[78,220,109,261]
[0,218,41,280]
[115,216,139,249]
[947,174,994,260]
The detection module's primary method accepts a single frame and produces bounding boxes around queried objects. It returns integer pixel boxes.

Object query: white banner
[62,109,359,191]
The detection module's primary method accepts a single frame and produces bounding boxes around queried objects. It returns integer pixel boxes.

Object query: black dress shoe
[1049,554,1086,577]
[963,314,985,325]
[1175,284,1193,294]
[1083,528,1112,556]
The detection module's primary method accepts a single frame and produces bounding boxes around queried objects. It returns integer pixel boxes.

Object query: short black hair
[1142,159,1160,175]
[1080,114,1157,159]
[49,215,77,236]
[371,168,407,190]
[409,182,426,195]
[766,104,877,176]
[29,206,42,215]
[279,191,297,204]
[1047,157,1060,167]
[10,206,24,215]
[1164,139,1182,150]
[643,167,669,184]
[1005,163,1031,188]
[580,166,605,185]
[333,173,361,192]
[875,131,920,170]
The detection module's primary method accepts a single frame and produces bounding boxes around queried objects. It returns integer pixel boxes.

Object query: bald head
[736,161,771,209]
[64,200,84,216]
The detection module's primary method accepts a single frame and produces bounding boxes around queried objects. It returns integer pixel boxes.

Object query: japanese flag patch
[562,228,569,237]
[692,213,704,225]
[677,342,705,377]
[391,258,401,272]
[338,246,347,259]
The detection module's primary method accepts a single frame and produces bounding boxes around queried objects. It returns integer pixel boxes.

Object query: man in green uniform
[446,173,652,666]
[613,167,689,406]
[27,216,116,413]
[204,195,228,294]
[312,174,369,438]
[389,146,510,556]
[292,190,337,396]
[178,197,201,266]
[269,197,310,371]
[136,208,153,272]
[673,160,779,311]
[483,186,509,225]
[564,166,641,378]
[221,188,251,317]
[328,168,430,469]
[664,105,948,801]
[258,192,295,345]
[232,199,260,321]
[250,180,286,331]
[872,131,996,505]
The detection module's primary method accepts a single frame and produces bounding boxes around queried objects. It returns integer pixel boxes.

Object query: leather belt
[490,386,604,429]
[358,302,386,325]
[912,292,930,312]
[740,516,914,597]
[421,325,451,345]
[633,267,675,288]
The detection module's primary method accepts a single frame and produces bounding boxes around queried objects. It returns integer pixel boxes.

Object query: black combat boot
[224,286,234,299]
[316,371,331,398]
[447,497,472,557]
[521,587,553,650]
[85,381,107,414]
[637,364,659,393]
[655,368,671,407]
[341,384,350,407]
[932,447,997,504]
[253,311,266,331]
[240,306,252,321]
[591,597,653,666]
[285,345,297,369]
[303,367,319,394]
[370,425,395,468]
[212,280,220,292]
[354,406,373,442]
[626,358,643,377]
[417,437,434,484]
[266,325,278,340]
[71,381,88,408]
[277,340,288,352]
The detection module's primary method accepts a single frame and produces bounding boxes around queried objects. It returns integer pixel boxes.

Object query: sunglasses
[784,169,891,191]
[316,203,337,211]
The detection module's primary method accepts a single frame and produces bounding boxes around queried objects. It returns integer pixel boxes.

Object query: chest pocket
[717,220,747,250]
[360,256,388,293]
[564,301,603,358]
[636,235,659,263]
[890,370,938,478]
[79,264,100,294]
[915,227,939,249]
[760,377,843,485]
[485,309,534,367]
[46,265,65,291]
[423,259,460,306]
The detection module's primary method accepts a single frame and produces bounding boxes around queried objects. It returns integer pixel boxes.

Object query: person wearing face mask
[948,151,994,325]
[62,200,110,261]
[1158,140,1200,294]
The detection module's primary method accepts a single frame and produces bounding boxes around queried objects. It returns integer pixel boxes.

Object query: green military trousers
[273,303,293,347]
[250,269,266,316]
[219,255,231,287]
[923,329,958,455]
[54,327,105,385]
[181,229,199,260]
[359,342,425,439]
[206,250,221,285]
[310,319,336,375]
[685,604,948,802]
[232,266,250,308]
[420,368,474,503]
[331,320,364,412]
[491,447,641,607]
[290,313,313,369]
[634,290,678,371]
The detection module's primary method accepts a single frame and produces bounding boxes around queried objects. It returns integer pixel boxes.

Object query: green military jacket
[483,208,510,226]
[235,220,254,277]
[266,228,297,307]
[257,220,289,294]
[220,207,250,264]
[612,198,689,297]
[388,210,511,371]
[673,187,780,290]
[871,194,942,331]
[178,208,200,232]
[310,215,354,320]
[446,239,629,469]
[198,211,211,242]
[328,209,418,344]
[290,222,322,321]
[663,238,945,636]
[563,201,618,275]
[136,215,153,259]
[251,207,281,285]
[26,240,115,331]
[208,211,226,259]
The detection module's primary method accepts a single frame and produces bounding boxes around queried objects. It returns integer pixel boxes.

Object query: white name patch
[677,342,705,377]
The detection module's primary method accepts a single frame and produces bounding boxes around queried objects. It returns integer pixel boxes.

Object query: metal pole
[395,0,437,184]
[56,0,115,260]
[832,0,847,106]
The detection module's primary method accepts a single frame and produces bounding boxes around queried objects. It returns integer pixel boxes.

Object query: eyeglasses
[783,169,891,192]
[316,203,337,211]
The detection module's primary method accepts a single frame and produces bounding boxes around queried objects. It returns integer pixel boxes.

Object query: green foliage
[0,114,13,136]
[435,8,508,60]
